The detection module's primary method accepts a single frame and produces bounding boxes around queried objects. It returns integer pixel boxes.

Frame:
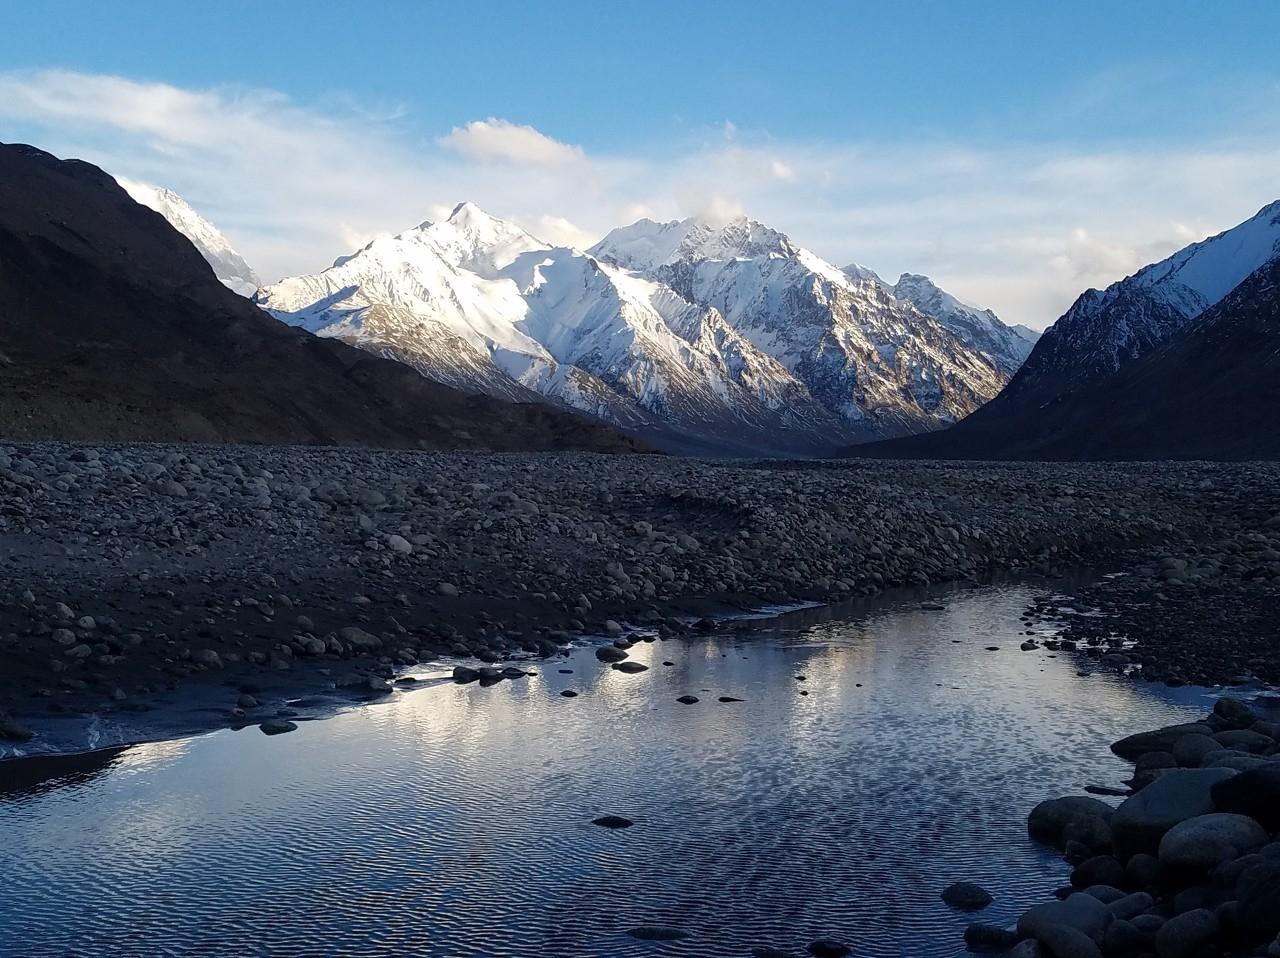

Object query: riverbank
[3,444,1279,755]
[1026,532,1280,688]
[978,694,1280,957]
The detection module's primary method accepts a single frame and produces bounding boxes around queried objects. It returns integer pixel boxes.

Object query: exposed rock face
[890,272,1038,376]
[592,216,1010,449]
[0,143,642,453]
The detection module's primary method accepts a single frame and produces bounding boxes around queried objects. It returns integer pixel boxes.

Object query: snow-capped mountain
[888,273,1038,376]
[117,179,260,297]
[258,203,850,454]
[1013,199,1280,391]
[258,205,1016,453]
[590,216,1008,438]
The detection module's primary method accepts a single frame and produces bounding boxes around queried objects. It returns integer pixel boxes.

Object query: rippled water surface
[0,582,1216,957]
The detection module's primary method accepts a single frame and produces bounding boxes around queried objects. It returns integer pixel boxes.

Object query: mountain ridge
[0,142,645,453]
[851,197,1280,460]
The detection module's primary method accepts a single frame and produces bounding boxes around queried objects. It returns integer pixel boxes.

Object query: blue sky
[2,1,1278,326]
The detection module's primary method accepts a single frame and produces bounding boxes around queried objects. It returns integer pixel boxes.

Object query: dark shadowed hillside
[0,143,645,452]
[853,255,1280,461]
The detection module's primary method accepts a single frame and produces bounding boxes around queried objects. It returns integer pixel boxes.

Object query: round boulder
[1236,860,1280,936]
[1154,907,1216,958]
[1035,923,1102,958]
[1028,796,1116,847]
[1211,766,1280,830]
[1112,768,1237,857]
[1171,734,1221,767]
[1112,723,1214,761]
[1158,813,1268,872]
[1017,892,1110,941]
[1071,855,1125,889]
[941,881,993,911]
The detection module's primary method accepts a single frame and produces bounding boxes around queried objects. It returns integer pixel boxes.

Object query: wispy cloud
[439,118,584,166]
[1,68,1276,329]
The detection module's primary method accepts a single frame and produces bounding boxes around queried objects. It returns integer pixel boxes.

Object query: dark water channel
[0,581,1218,957]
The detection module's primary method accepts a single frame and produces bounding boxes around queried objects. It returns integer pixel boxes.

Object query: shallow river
[0,580,1217,957]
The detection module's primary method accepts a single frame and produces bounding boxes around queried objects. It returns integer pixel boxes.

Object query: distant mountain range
[233,204,1031,454]
[858,199,1280,460]
[26,140,1278,462]
[0,143,643,453]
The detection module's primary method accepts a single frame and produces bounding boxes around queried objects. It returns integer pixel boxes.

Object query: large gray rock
[1071,856,1124,889]
[1112,723,1214,761]
[1211,766,1280,829]
[1106,891,1154,922]
[1213,697,1258,729]
[1154,908,1216,958]
[1035,923,1103,958]
[337,626,381,651]
[1214,728,1275,753]
[1112,768,1237,856]
[1171,733,1222,767]
[1028,796,1115,846]
[1236,860,1280,936]
[1158,813,1268,871]
[1018,893,1110,941]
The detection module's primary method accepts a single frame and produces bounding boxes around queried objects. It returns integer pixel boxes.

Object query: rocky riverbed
[1025,529,1280,687]
[2,444,1279,751]
[973,695,1280,957]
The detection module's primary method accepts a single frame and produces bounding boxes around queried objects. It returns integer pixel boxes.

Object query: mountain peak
[591,213,798,271]
[116,177,260,297]
[447,200,497,225]
[842,263,886,285]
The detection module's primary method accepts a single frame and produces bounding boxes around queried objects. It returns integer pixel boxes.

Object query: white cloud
[516,214,597,249]
[439,118,584,166]
[1,68,1277,329]
[770,159,795,181]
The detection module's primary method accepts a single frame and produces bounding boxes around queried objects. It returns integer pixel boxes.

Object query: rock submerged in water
[591,815,633,829]
[805,941,851,958]
[963,923,1019,951]
[611,661,648,673]
[595,646,628,663]
[0,713,34,742]
[1027,795,1114,846]
[941,881,993,911]
[676,695,700,705]
[258,719,297,735]
[625,926,690,941]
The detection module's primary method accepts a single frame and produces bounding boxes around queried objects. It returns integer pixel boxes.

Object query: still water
[0,582,1214,957]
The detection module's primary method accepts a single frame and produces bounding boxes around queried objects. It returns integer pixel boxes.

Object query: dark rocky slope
[0,143,643,453]
[853,256,1280,461]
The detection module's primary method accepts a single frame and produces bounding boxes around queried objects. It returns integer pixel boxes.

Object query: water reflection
[0,582,1216,957]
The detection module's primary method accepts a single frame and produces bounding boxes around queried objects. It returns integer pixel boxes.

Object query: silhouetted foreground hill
[0,143,645,453]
